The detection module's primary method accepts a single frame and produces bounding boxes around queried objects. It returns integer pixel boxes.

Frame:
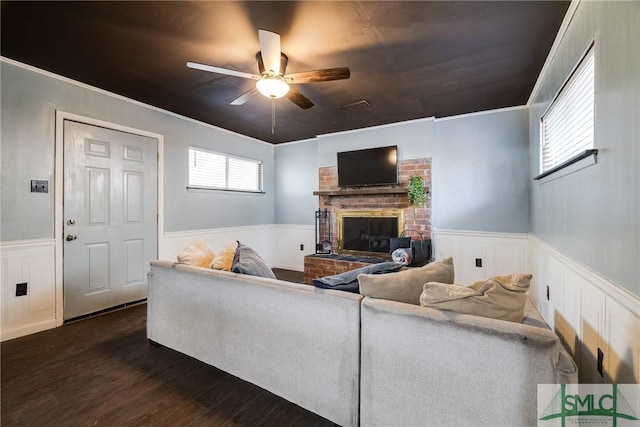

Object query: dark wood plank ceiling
[1,1,570,144]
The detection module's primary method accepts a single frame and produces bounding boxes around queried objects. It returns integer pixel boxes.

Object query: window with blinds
[188,147,263,193]
[540,45,595,174]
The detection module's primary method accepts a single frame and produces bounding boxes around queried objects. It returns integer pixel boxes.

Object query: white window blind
[540,45,595,173]
[189,147,263,192]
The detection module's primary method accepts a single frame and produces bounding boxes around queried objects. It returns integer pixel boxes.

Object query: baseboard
[1,319,58,342]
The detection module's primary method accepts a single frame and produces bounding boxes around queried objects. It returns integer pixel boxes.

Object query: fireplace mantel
[313,187,429,197]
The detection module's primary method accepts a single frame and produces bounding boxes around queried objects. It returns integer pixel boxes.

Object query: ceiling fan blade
[187,62,260,80]
[287,87,314,110]
[285,67,350,83]
[258,29,282,75]
[230,87,258,106]
[256,51,289,76]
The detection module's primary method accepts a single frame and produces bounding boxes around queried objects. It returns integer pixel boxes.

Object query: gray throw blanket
[312,261,404,293]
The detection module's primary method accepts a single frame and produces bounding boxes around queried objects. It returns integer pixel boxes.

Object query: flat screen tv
[337,145,398,187]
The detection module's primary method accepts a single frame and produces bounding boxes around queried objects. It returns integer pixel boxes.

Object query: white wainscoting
[272,224,315,272]
[161,225,277,266]
[530,236,639,384]
[1,239,57,341]
[162,224,315,272]
[433,229,530,284]
[434,229,639,384]
[2,225,301,341]
[5,228,639,382]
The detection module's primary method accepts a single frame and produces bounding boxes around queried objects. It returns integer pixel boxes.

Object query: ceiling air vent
[337,99,371,111]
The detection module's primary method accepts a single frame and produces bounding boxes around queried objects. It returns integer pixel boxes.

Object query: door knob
[66,233,77,241]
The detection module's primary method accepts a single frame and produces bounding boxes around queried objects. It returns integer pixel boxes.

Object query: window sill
[534,149,598,183]
[187,186,265,195]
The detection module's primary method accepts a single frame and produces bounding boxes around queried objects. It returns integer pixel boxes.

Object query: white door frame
[54,111,164,326]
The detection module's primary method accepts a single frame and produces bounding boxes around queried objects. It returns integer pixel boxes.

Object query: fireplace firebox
[337,209,405,257]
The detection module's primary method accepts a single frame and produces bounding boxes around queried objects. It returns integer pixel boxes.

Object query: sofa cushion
[358,257,454,304]
[210,240,238,271]
[231,242,277,279]
[419,273,532,322]
[176,239,215,268]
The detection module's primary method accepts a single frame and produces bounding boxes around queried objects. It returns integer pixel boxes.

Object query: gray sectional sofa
[147,260,577,427]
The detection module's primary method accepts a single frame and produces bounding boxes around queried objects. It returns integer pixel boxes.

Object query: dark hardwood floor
[1,269,338,426]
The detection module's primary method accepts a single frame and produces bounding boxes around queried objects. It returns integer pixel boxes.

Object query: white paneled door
[63,120,157,320]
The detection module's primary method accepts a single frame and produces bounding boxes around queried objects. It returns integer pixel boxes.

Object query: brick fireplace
[304,158,432,284]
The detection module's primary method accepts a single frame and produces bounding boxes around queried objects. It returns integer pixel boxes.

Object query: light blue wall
[528,1,640,296]
[274,139,319,225]
[274,118,436,225]
[316,118,435,167]
[433,108,530,233]
[0,61,275,241]
[275,111,532,235]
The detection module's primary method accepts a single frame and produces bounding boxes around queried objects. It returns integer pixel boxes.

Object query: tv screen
[337,146,398,187]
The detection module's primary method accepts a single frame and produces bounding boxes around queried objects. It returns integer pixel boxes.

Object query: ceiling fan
[187,29,350,112]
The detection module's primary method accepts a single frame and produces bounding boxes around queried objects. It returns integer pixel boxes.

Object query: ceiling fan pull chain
[271,97,276,134]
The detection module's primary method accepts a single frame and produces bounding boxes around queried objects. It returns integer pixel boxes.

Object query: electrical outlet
[300,244,304,251]
[475,258,482,268]
[31,180,48,193]
[546,285,550,301]
[597,347,604,377]
[16,282,27,297]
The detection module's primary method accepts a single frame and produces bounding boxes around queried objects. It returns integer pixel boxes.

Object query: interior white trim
[2,319,58,342]
[316,116,435,139]
[54,111,165,326]
[2,56,268,146]
[275,137,319,147]
[0,238,56,248]
[433,105,527,122]
[433,228,529,240]
[526,0,582,106]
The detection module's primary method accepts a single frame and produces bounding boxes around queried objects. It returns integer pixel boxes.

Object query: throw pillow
[176,239,215,268]
[210,240,238,271]
[358,257,454,304]
[419,273,532,322]
[231,242,276,279]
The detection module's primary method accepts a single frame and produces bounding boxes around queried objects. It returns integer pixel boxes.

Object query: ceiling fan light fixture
[256,76,290,99]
